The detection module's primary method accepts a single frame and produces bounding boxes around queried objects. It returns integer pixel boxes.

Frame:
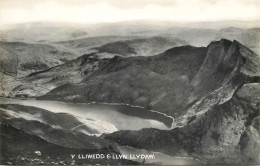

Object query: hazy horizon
[0,0,259,26]
[1,20,260,31]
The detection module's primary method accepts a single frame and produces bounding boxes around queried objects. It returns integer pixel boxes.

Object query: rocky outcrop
[192,39,259,95]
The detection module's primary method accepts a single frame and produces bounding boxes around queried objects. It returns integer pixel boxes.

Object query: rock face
[192,39,259,93]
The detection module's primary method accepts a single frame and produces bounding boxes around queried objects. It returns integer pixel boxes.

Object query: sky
[0,0,259,25]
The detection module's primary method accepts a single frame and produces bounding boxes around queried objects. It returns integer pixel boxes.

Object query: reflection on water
[0,98,172,131]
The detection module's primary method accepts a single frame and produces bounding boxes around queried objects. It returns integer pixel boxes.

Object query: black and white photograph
[0,0,259,165]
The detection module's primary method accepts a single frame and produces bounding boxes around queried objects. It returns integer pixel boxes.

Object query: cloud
[0,0,259,24]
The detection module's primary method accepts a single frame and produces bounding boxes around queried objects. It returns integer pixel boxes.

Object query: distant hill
[94,36,187,56]
[0,41,76,77]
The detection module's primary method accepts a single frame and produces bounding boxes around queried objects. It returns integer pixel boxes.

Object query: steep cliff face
[175,39,260,126]
[192,39,259,95]
[192,40,242,94]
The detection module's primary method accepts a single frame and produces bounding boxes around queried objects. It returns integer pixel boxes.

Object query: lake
[0,97,173,131]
